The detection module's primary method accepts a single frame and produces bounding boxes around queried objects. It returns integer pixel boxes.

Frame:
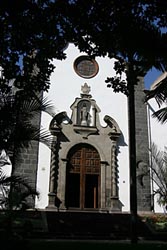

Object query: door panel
[85,174,99,208]
[66,144,100,209]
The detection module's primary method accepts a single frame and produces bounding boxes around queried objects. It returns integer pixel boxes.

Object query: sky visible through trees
[144,67,162,89]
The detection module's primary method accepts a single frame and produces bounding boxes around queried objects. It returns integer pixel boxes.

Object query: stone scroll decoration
[47,112,71,209]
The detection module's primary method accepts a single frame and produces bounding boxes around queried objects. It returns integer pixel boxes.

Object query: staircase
[3,210,167,241]
[28,211,153,240]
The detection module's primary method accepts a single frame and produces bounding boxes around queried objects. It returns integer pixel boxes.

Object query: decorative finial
[80,83,92,98]
[81,83,91,94]
[81,82,92,98]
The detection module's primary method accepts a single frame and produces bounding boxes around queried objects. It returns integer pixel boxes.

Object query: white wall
[147,99,167,213]
[36,43,130,211]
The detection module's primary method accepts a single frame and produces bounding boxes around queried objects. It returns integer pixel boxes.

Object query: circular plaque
[73,56,99,79]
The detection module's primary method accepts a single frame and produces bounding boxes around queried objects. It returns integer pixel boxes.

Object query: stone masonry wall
[14,141,39,189]
[135,77,151,211]
[13,141,39,208]
[13,108,41,208]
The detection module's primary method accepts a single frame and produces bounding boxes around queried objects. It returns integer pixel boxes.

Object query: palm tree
[0,161,39,239]
[0,148,39,210]
[0,168,39,211]
[149,142,167,212]
[0,87,56,203]
[0,89,55,239]
[0,88,55,172]
[144,72,167,124]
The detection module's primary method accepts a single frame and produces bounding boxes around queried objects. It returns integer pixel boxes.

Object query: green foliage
[0,1,167,95]
[0,0,68,94]
[144,72,167,124]
[142,214,167,232]
[152,107,167,124]
[150,143,167,208]
[0,87,56,238]
[65,1,167,72]
[105,59,128,95]
[0,89,55,158]
[0,173,39,210]
[0,88,55,211]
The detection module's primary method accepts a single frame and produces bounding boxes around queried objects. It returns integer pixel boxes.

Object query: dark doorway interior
[66,173,80,208]
[85,174,99,208]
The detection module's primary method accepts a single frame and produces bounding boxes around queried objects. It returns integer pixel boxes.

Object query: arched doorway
[65,144,101,210]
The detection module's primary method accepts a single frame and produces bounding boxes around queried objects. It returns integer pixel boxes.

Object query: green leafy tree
[0,0,68,95]
[63,1,167,242]
[1,1,167,243]
[1,1,166,95]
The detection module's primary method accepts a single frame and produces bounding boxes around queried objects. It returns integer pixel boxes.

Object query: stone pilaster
[110,142,122,211]
[100,161,107,210]
[59,158,67,210]
[135,77,151,211]
[48,141,57,208]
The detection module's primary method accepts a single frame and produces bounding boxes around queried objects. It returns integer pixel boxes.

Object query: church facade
[15,43,154,213]
[34,43,152,212]
[48,82,123,211]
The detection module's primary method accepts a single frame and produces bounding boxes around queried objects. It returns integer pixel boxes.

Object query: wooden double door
[65,144,101,209]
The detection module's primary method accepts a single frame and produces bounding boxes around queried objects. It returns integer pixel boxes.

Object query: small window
[73,56,99,79]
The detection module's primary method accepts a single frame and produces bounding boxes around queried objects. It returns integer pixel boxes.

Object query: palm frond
[30,128,54,150]
[151,142,164,168]
[10,175,39,196]
[144,73,167,104]
[0,150,11,169]
[150,142,167,205]
[0,174,18,186]
[12,124,54,151]
[152,107,167,124]
[2,174,39,210]
[20,95,56,118]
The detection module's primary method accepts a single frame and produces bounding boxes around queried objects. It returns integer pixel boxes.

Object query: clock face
[73,56,99,79]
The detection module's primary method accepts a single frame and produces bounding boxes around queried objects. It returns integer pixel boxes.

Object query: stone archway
[65,144,101,210]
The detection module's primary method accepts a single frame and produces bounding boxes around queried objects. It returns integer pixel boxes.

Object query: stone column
[111,142,118,197]
[74,105,78,124]
[59,158,68,210]
[47,140,57,208]
[92,105,96,126]
[100,161,107,210]
[110,141,122,211]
